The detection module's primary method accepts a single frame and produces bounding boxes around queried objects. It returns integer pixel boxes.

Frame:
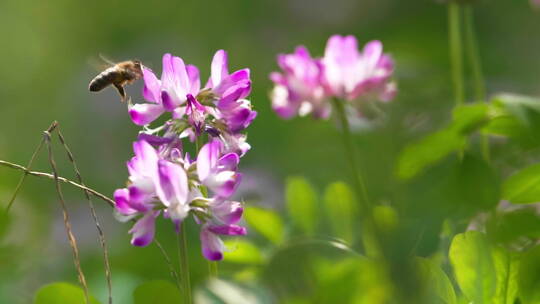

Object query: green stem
[177,222,192,304]
[331,99,370,213]
[464,5,490,162]
[448,2,465,107]
[332,99,384,258]
[195,134,203,153]
[464,6,485,102]
[208,261,218,277]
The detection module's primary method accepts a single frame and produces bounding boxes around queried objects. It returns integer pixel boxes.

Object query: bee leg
[113,83,126,102]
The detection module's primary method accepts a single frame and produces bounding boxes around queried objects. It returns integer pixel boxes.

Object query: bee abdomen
[89,69,117,92]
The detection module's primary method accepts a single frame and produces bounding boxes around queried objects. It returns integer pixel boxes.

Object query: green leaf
[492,94,540,124]
[502,163,540,204]
[223,239,264,265]
[397,127,464,180]
[263,238,361,301]
[449,231,496,304]
[323,181,356,243]
[397,103,491,180]
[487,208,540,244]
[244,207,284,245]
[518,246,540,304]
[492,247,519,304]
[285,177,317,235]
[34,282,101,304]
[416,257,457,304]
[372,205,399,233]
[195,279,272,304]
[452,103,491,134]
[484,94,540,147]
[133,280,182,304]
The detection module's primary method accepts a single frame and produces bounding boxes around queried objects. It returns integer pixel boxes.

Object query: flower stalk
[464,5,490,162]
[177,223,192,304]
[448,2,465,106]
[331,99,370,213]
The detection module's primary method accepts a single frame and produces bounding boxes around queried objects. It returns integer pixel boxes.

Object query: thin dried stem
[0,160,115,207]
[154,237,182,291]
[56,127,113,304]
[44,128,90,304]
[4,122,57,212]
[0,159,181,288]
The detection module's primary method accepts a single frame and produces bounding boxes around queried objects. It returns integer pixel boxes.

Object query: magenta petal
[211,50,229,88]
[212,200,243,224]
[227,106,257,133]
[137,134,173,146]
[218,153,239,171]
[362,40,383,67]
[156,160,188,208]
[200,227,224,261]
[129,211,159,247]
[127,185,152,212]
[173,56,189,90]
[269,72,286,86]
[133,140,159,173]
[142,67,161,103]
[114,188,136,215]
[229,68,250,83]
[129,103,165,126]
[161,53,174,87]
[186,64,201,95]
[161,90,177,111]
[217,83,251,109]
[197,139,222,181]
[214,172,242,198]
[208,224,247,236]
[213,70,251,97]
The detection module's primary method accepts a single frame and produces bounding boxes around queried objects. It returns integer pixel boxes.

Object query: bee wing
[87,57,113,73]
[98,53,117,66]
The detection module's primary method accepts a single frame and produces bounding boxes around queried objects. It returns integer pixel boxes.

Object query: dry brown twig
[1,121,181,302]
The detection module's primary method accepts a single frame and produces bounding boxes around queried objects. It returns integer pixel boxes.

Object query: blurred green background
[0,0,539,303]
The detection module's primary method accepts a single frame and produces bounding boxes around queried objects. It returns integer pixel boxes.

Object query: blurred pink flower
[270,35,397,119]
[323,35,396,102]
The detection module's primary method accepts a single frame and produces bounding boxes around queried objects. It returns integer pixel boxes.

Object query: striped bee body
[88,60,143,101]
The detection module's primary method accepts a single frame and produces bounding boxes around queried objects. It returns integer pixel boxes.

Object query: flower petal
[211,50,229,88]
[129,103,165,126]
[129,211,159,247]
[211,200,243,224]
[200,227,224,261]
[137,133,174,146]
[186,64,201,95]
[142,67,161,103]
[161,90,178,111]
[113,188,136,215]
[197,139,222,181]
[207,171,242,198]
[362,40,383,68]
[156,160,188,209]
[218,153,239,171]
[208,224,247,236]
[133,140,159,174]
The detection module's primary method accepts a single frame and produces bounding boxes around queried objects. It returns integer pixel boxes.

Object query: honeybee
[89,60,143,101]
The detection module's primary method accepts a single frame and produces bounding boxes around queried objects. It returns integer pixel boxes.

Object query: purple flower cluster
[270,35,396,119]
[114,50,256,261]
